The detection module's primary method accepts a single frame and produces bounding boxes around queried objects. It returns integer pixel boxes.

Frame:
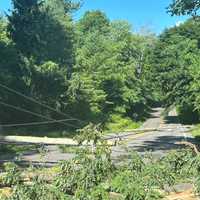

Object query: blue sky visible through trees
[0,0,189,34]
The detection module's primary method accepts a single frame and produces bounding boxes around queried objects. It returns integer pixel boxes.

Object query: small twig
[175,141,200,155]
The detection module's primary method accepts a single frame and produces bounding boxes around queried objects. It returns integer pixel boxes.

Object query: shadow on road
[164,115,180,124]
[128,135,197,153]
[0,140,46,167]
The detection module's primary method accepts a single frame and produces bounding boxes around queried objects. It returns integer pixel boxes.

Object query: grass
[2,116,141,139]
[2,113,141,138]
[191,124,200,138]
[58,145,83,154]
[104,113,141,133]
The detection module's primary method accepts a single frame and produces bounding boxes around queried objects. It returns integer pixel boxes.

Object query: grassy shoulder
[2,114,142,139]
[103,113,141,133]
[58,145,84,154]
[58,114,141,154]
[191,124,200,138]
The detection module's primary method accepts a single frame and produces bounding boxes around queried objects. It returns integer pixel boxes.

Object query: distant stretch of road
[111,108,194,160]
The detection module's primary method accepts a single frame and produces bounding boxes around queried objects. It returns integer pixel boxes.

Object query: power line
[0,83,86,124]
[1,119,76,128]
[0,101,79,128]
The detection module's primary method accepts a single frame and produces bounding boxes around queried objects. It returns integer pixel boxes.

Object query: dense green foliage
[0,0,156,133]
[70,12,156,124]
[3,0,200,199]
[2,0,200,199]
[153,0,200,124]
[168,0,200,16]
[150,18,200,123]
[146,0,200,124]
[0,0,75,129]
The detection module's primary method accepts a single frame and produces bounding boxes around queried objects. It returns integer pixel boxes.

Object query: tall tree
[1,0,77,128]
[151,18,200,123]
[0,17,32,124]
[8,0,74,70]
[68,12,155,123]
[168,0,200,16]
[77,10,110,34]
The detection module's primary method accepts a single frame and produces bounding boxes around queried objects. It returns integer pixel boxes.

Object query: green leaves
[1,129,200,200]
[150,18,200,123]
[77,11,110,34]
[54,124,113,199]
[1,2,157,131]
[1,163,22,187]
[168,0,200,16]
[8,0,74,67]
[71,11,155,124]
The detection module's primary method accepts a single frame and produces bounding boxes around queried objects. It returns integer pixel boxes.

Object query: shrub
[5,179,69,200]
[1,163,21,187]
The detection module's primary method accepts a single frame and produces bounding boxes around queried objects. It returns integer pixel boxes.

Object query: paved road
[1,108,194,166]
[111,108,194,160]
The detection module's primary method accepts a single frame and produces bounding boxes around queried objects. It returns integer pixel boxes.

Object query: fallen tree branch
[175,141,200,155]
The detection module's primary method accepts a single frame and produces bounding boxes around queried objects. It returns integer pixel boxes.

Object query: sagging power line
[0,101,79,128]
[0,83,86,125]
[1,118,76,128]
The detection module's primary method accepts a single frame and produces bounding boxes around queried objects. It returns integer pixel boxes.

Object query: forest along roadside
[0,107,194,166]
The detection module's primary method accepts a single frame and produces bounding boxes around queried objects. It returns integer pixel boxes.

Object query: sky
[0,0,189,34]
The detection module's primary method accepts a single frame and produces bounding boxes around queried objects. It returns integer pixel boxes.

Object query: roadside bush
[75,185,110,200]
[111,170,162,200]
[1,163,21,187]
[104,114,141,132]
[54,124,114,196]
[5,179,69,200]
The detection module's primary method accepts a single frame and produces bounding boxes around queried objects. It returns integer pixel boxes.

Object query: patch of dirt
[165,189,198,200]
[0,187,12,198]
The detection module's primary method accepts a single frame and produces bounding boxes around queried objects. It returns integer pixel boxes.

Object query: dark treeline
[0,0,157,133]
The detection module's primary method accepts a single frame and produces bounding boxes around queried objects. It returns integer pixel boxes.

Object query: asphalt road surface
[111,108,194,160]
[1,107,194,166]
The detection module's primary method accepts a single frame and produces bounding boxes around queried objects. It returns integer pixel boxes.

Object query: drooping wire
[0,83,86,125]
[1,118,77,128]
[0,101,79,128]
